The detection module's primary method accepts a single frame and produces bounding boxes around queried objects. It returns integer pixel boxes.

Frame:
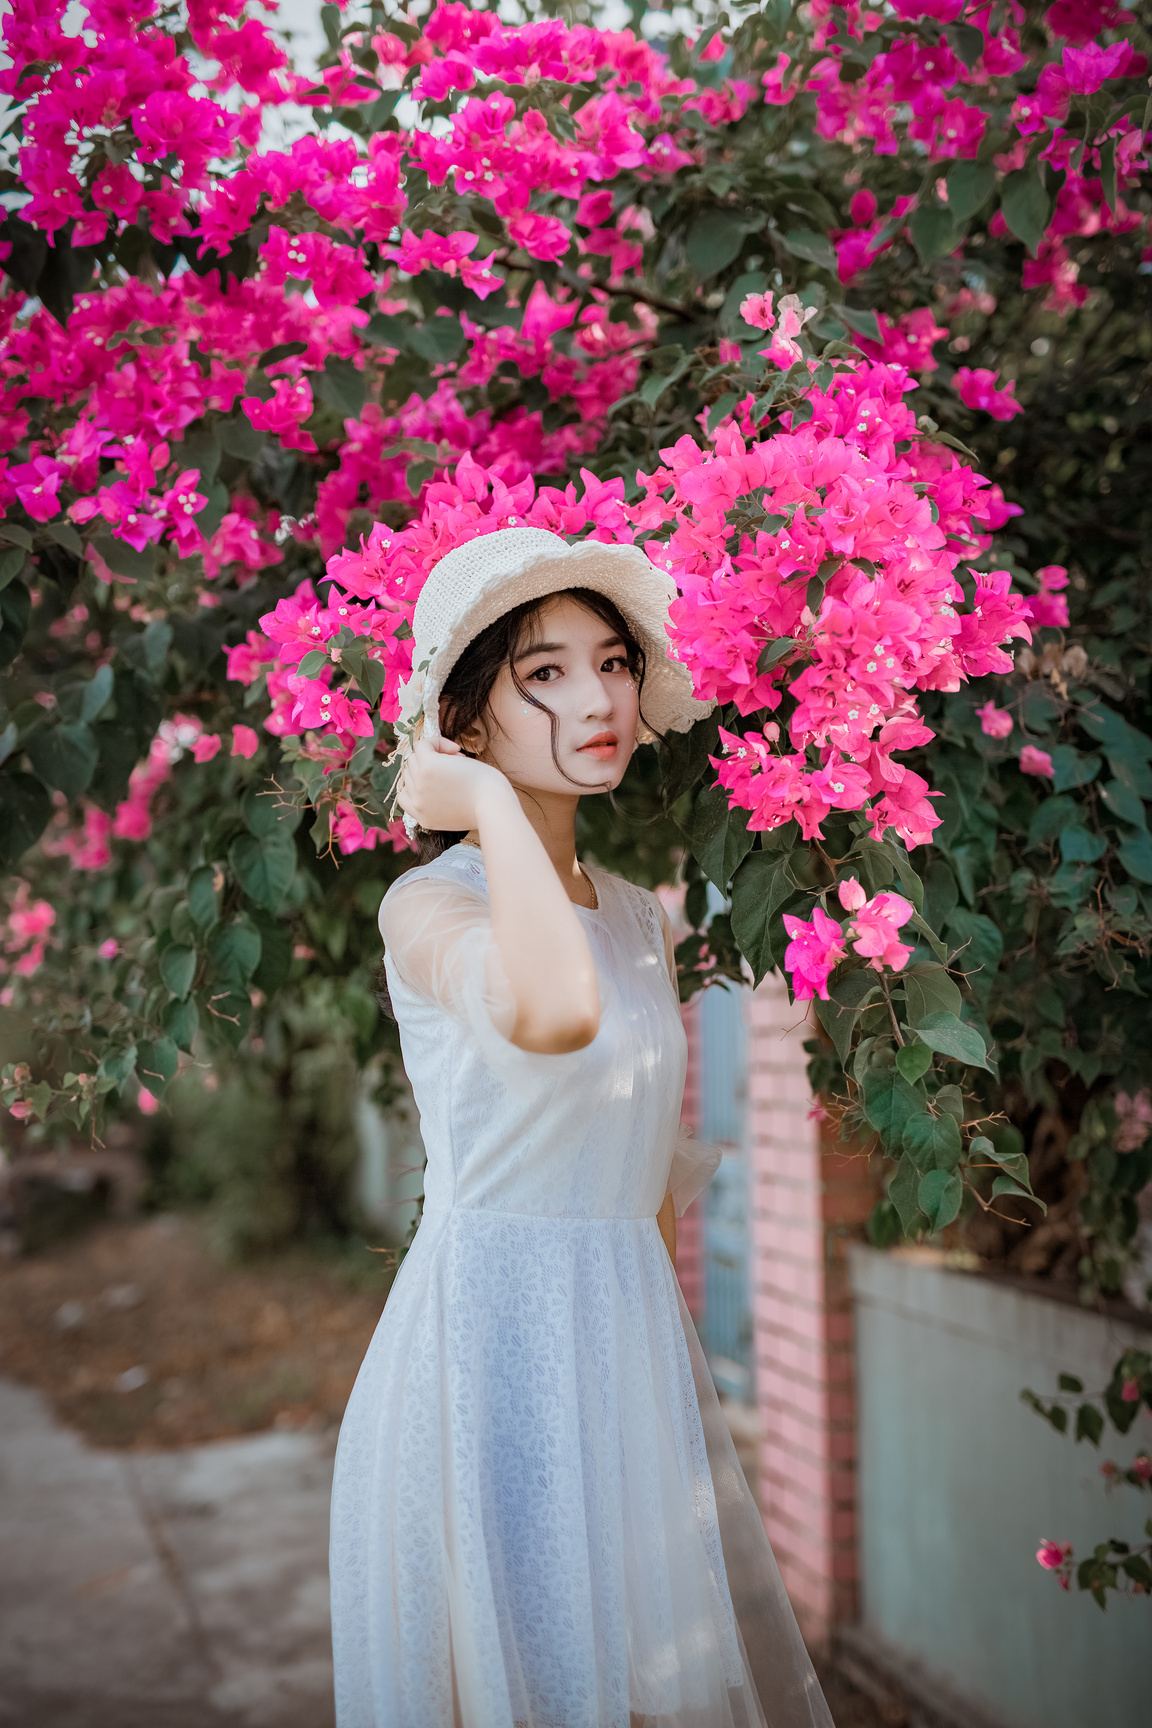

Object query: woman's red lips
[577,732,619,756]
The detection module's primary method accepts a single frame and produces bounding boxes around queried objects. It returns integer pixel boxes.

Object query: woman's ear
[440,695,487,759]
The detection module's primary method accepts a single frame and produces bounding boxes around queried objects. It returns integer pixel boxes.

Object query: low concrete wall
[849,1247,1152,1728]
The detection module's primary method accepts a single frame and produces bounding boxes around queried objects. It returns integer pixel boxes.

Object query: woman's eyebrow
[515,635,624,662]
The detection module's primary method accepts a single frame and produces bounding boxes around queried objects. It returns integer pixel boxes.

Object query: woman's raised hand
[396,737,512,835]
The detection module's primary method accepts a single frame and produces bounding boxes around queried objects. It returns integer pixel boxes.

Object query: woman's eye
[603,656,630,673]
[527,664,559,682]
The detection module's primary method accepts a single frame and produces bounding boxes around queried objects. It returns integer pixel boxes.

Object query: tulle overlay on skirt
[330,1205,832,1728]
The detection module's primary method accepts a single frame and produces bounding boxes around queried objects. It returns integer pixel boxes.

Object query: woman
[330,527,833,1728]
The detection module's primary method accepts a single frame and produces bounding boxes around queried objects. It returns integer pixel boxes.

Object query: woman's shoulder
[589,868,672,951]
[377,846,488,935]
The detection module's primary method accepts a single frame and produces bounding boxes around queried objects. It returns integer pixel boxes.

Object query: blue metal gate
[698,983,754,1402]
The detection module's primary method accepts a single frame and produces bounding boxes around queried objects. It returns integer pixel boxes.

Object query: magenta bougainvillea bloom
[977,701,1014,739]
[848,892,917,973]
[1020,745,1056,777]
[781,906,849,1001]
[953,368,1025,421]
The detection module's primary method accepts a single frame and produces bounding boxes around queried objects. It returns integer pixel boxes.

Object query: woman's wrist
[473,775,521,834]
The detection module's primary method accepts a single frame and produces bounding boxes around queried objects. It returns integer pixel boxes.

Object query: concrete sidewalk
[0,1377,336,1728]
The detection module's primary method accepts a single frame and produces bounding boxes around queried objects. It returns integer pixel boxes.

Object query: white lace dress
[330,846,833,1728]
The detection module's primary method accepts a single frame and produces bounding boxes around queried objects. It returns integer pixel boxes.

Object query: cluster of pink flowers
[794,1,1146,322]
[0,0,1141,874]
[0,881,56,1002]
[782,880,916,1001]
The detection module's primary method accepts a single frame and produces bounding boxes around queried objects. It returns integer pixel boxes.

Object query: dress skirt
[330,1204,832,1728]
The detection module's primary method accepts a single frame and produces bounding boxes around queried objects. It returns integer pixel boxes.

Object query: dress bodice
[378,847,688,1221]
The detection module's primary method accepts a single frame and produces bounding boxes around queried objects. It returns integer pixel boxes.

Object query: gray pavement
[0,1378,336,1728]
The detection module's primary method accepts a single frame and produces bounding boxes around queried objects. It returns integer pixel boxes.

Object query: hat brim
[408,530,713,746]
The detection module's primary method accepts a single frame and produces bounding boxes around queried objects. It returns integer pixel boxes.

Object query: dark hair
[375,586,653,1018]
[414,585,650,864]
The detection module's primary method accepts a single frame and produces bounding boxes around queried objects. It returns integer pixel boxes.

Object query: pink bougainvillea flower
[1114,1089,1152,1152]
[782,905,848,1001]
[849,891,916,973]
[231,725,260,760]
[191,733,222,763]
[739,291,775,331]
[837,876,867,912]
[1061,39,1131,93]
[99,938,119,959]
[1121,1376,1141,1403]
[1023,564,1070,629]
[1036,1540,1071,1571]
[953,368,1024,421]
[1019,745,1054,778]
[977,701,1014,739]
[1132,1454,1152,1484]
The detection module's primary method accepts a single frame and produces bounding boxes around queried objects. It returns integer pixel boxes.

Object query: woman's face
[453,594,641,797]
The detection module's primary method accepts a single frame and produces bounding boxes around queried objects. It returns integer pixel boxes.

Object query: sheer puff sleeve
[379,874,589,1096]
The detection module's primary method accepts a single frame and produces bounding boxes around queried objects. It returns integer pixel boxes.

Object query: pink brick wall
[675,993,706,1321]
[746,972,879,1648]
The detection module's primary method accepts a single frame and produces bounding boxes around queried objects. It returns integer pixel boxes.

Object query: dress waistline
[421,1204,661,1225]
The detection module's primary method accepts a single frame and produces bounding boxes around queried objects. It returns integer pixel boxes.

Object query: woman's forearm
[475,782,600,1054]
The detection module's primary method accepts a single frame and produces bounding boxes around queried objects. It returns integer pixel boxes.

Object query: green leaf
[159,944,196,1000]
[314,354,367,418]
[216,411,266,460]
[918,1168,963,1232]
[1048,745,1102,793]
[833,303,881,344]
[692,781,754,892]
[202,988,252,1050]
[1057,1373,1084,1393]
[895,1041,932,1084]
[136,1035,179,1090]
[945,909,1003,996]
[241,782,303,839]
[0,771,52,865]
[0,546,27,591]
[406,458,436,496]
[164,995,199,1054]
[946,160,996,222]
[707,392,740,435]
[90,533,156,583]
[186,864,218,929]
[1075,1403,1105,1446]
[1099,136,1117,215]
[1118,829,1152,884]
[407,315,465,365]
[815,965,881,1067]
[257,340,308,369]
[251,914,293,995]
[1060,824,1107,864]
[1100,779,1145,828]
[730,850,798,987]
[913,1010,994,1071]
[79,663,114,724]
[25,721,98,799]
[229,830,297,910]
[1001,166,1052,258]
[43,519,82,555]
[863,1069,924,1146]
[945,21,985,68]
[98,1044,137,1090]
[208,919,262,987]
[296,648,329,679]
[902,1109,962,1172]
[0,522,33,550]
[687,210,754,278]
[889,1155,925,1236]
[780,228,837,273]
[866,1197,904,1249]
[909,205,959,264]
[935,1085,964,1125]
[0,579,30,667]
[904,965,963,1025]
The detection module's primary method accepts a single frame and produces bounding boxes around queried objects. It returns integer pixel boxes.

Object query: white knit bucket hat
[395,526,713,753]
